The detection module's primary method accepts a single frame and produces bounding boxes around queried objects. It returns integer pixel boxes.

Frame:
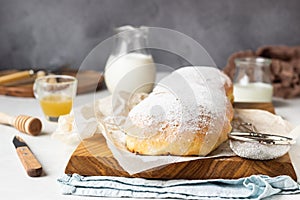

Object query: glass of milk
[233,57,273,102]
[104,26,156,94]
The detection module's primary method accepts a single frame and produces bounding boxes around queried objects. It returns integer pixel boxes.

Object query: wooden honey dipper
[0,112,42,136]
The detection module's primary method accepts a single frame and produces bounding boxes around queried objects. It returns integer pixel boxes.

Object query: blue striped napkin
[58,174,300,199]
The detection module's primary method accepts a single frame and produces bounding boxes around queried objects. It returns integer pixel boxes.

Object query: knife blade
[12,136,43,177]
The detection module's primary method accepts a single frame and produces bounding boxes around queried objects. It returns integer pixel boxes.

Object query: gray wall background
[1,0,300,71]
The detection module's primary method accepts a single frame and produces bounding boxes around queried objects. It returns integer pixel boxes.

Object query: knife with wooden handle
[12,136,43,177]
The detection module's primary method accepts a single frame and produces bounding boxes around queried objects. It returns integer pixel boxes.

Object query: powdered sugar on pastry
[125,66,233,156]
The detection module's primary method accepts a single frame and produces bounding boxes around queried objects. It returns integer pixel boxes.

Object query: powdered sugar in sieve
[228,132,295,160]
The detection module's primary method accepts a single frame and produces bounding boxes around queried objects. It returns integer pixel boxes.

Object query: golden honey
[39,94,73,117]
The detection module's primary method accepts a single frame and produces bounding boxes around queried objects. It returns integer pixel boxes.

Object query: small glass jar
[233,57,273,102]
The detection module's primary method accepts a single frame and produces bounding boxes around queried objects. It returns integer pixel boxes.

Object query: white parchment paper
[53,94,300,181]
[53,94,296,175]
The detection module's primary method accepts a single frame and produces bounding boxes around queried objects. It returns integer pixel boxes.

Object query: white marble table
[0,91,300,200]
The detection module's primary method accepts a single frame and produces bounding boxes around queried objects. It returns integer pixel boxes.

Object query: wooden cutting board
[0,69,104,97]
[64,103,297,180]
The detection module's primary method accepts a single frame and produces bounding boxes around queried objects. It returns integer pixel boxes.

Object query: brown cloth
[223,45,300,98]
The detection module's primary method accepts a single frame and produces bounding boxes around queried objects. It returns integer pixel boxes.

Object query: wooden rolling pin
[0,70,34,85]
[0,112,42,136]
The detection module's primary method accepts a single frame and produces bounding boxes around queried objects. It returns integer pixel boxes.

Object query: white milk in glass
[105,53,156,94]
[233,57,273,102]
[234,82,273,102]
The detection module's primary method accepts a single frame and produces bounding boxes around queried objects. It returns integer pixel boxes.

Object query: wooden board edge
[65,141,297,181]
[233,102,275,114]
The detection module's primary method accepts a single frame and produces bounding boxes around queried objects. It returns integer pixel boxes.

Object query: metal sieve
[228,121,295,160]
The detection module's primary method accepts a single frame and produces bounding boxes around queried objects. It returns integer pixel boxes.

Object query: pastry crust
[125,67,233,156]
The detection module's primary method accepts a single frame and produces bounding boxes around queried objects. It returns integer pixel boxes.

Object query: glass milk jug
[104,26,156,94]
[233,57,273,102]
